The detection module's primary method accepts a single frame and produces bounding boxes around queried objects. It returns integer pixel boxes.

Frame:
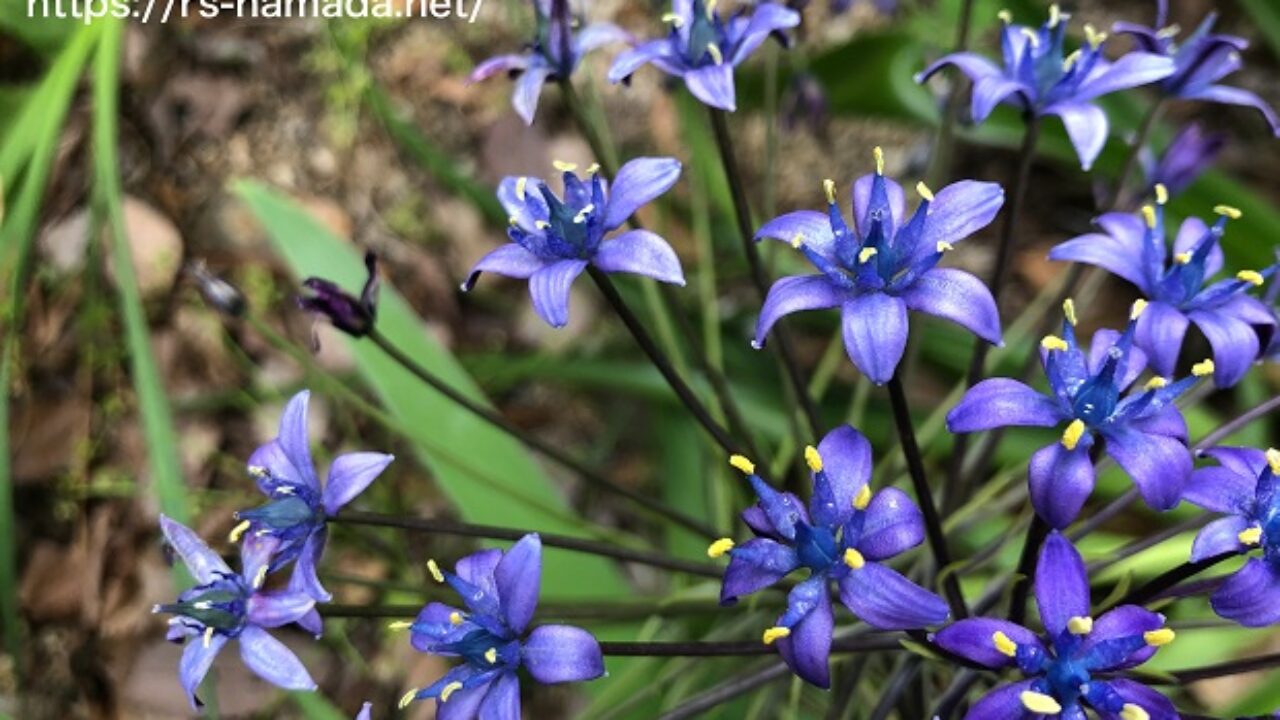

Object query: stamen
[853,484,872,510]
[762,626,791,644]
[1156,23,1181,38]
[997,9,1012,24]
[804,445,823,472]
[1083,23,1106,48]
[1144,627,1175,647]
[449,611,464,625]
[573,203,595,224]
[706,43,724,65]
[534,220,551,230]
[508,216,519,227]
[992,631,1017,657]
[247,465,268,478]
[843,548,866,570]
[228,519,251,543]
[823,178,836,203]
[661,11,683,26]
[729,455,756,475]
[1192,359,1215,377]
[484,647,498,664]
[1041,335,1069,352]
[1061,419,1086,451]
[1173,252,1192,264]
[552,160,578,172]
[1061,49,1082,70]
[1143,376,1168,391]
[1067,616,1093,635]
[1154,183,1168,205]
[1120,704,1150,720]
[253,564,268,589]
[516,176,528,201]
[1267,448,1280,475]
[706,0,716,17]
[1019,27,1040,47]
[203,626,215,649]
[1238,526,1263,546]
[858,247,878,264]
[1047,3,1060,27]
[790,233,804,249]
[1020,690,1062,714]
[427,559,445,583]
[1130,299,1148,320]
[707,538,735,558]
[440,681,464,702]
[916,181,934,202]
[388,620,413,631]
[1141,205,1157,229]
[1237,270,1265,286]
[1214,204,1242,219]
[193,601,212,610]
[399,689,418,709]
[936,241,953,253]
[585,163,601,175]
[873,146,884,175]
[1063,298,1077,326]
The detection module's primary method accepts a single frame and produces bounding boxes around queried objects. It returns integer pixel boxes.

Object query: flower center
[793,522,839,572]
[157,574,249,637]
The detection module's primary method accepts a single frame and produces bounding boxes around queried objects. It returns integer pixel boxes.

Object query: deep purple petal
[494,534,541,633]
[1035,531,1091,638]
[852,174,906,236]
[247,440,304,495]
[247,590,317,629]
[464,245,549,290]
[840,293,908,385]
[1048,233,1151,291]
[838,562,949,629]
[323,452,393,515]
[971,76,1031,122]
[1044,102,1109,171]
[159,515,232,585]
[1103,426,1190,512]
[603,157,682,230]
[277,390,319,492]
[947,378,1065,433]
[512,64,552,125]
[1183,459,1258,514]
[1073,52,1175,102]
[1128,403,1187,441]
[355,701,372,720]
[809,425,872,527]
[529,259,589,328]
[919,180,1005,249]
[457,548,503,593]
[755,211,837,259]
[1202,446,1269,479]
[901,267,1002,345]
[522,625,604,683]
[720,538,800,603]
[754,275,844,347]
[575,23,631,54]
[607,40,679,83]
[476,671,520,720]
[238,625,317,691]
[468,54,531,84]
[1172,217,1221,276]
[1188,309,1261,387]
[1106,679,1179,720]
[964,679,1035,720]
[685,63,737,111]
[1029,441,1096,529]
[1080,605,1165,670]
[1134,301,1189,379]
[496,176,550,232]
[932,618,1040,669]
[857,488,925,561]
[436,674,493,720]
[180,632,228,709]
[1190,515,1252,562]
[593,229,685,285]
[729,3,801,65]
[1183,85,1280,135]
[775,590,833,688]
[296,608,323,637]
[742,491,807,540]
[915,52,1003,85]
[1087,328,1149,391]
[288,529,331,602]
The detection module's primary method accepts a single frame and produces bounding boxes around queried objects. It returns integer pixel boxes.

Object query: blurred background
[2,0,1279,717]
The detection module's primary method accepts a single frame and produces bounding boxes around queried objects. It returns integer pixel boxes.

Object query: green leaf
[290,691,350,720]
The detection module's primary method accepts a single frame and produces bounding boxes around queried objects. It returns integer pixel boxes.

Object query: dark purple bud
[1143,123,1226,198]
[781,73,829,138]
[188,260,246,317]
[298,251,380,337]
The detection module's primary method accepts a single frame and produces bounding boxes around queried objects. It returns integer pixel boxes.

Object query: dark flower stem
[708,106,822,439]
[1105,100,1165,210]
[321,598,732,622]
[589,267,744,458]
[1007,514,1049,625]
[597,634,901,656]
[1163,651,1280,685]
[658,661,792,720]
[332,509,723,578]
[363,327,721,539]
[886,374,968,618]
[924,0,977,187]
[1103,550,1238,611]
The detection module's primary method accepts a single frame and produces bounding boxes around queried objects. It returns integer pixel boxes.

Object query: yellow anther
[573,203,595,223]
[1061,419,1086,451]
[440,681,464,702]
[992,631,1018,658]
[515,176,528,201]
[1192,359,1215,377]
[853,484,872,511]
[484,647,498,664]
[843,548,866,570]
[552,160,578,172]
[661,11,683,26]
[508,216,520,227]
[790,233,804,249]
[823,178,837,203]
[449,611,464,625]
[1063,298,1077,326]
[916,181,934,202]
[1141,205,1157,229]
[707,538,735,558]
[762,626,791,645]
[1120,704,1150,720]
[1238,526,1263,546]
[1214,204,1242,219]
[399,689,418,709]
[1067,616,1094,635]
[388,620,413,631]
[1020,27,1041,46]
[936,241,954,253]
[203,626,215,649]
[535,219,551,230]
[427,559,445,583]
[228,519,251,543]
[706,43,724,65]
[586,163,600,175]
[729,454,756,475]
[1084,24,1107,48]
[804,445,824,472]
[1144,627,1175,647]
[1021,690,1062,714]
[1041,335,1069,352]
[1062,49,1082,71]
[253,564,269,589]
[1237,270,1265,286]
[1267,448,1280,475]
[997,9,1012,24]
[873,146,884,175]
[1143,376,1168,391]
[1048,3,1060,27]
[859,247,879,264]
[706,0,717,16]
[1156,23,1181,38]
[1173,252,1192,264]
[1130,299,1148,320]
[1154,183,1168,205]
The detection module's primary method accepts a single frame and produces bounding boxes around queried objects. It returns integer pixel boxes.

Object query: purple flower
[1114,1,1280,135]
[1139,123,1226,198]
[463,158,686,328]
[713,426,948,688]
[1184,447,1280,627]
[933,532,1178,719]
[153,516,318,708]
[298,251,380,338]
[607,0,801,111]
[468,0,631,125]
[1049,199,1275,387]
[236,390,394,617]
[355,702,372,720]
[400,534,605,717]
[753,149,1004,384]
[917,5,1175,170]
[947,302,1206,528]
[1267,262,1280,360]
